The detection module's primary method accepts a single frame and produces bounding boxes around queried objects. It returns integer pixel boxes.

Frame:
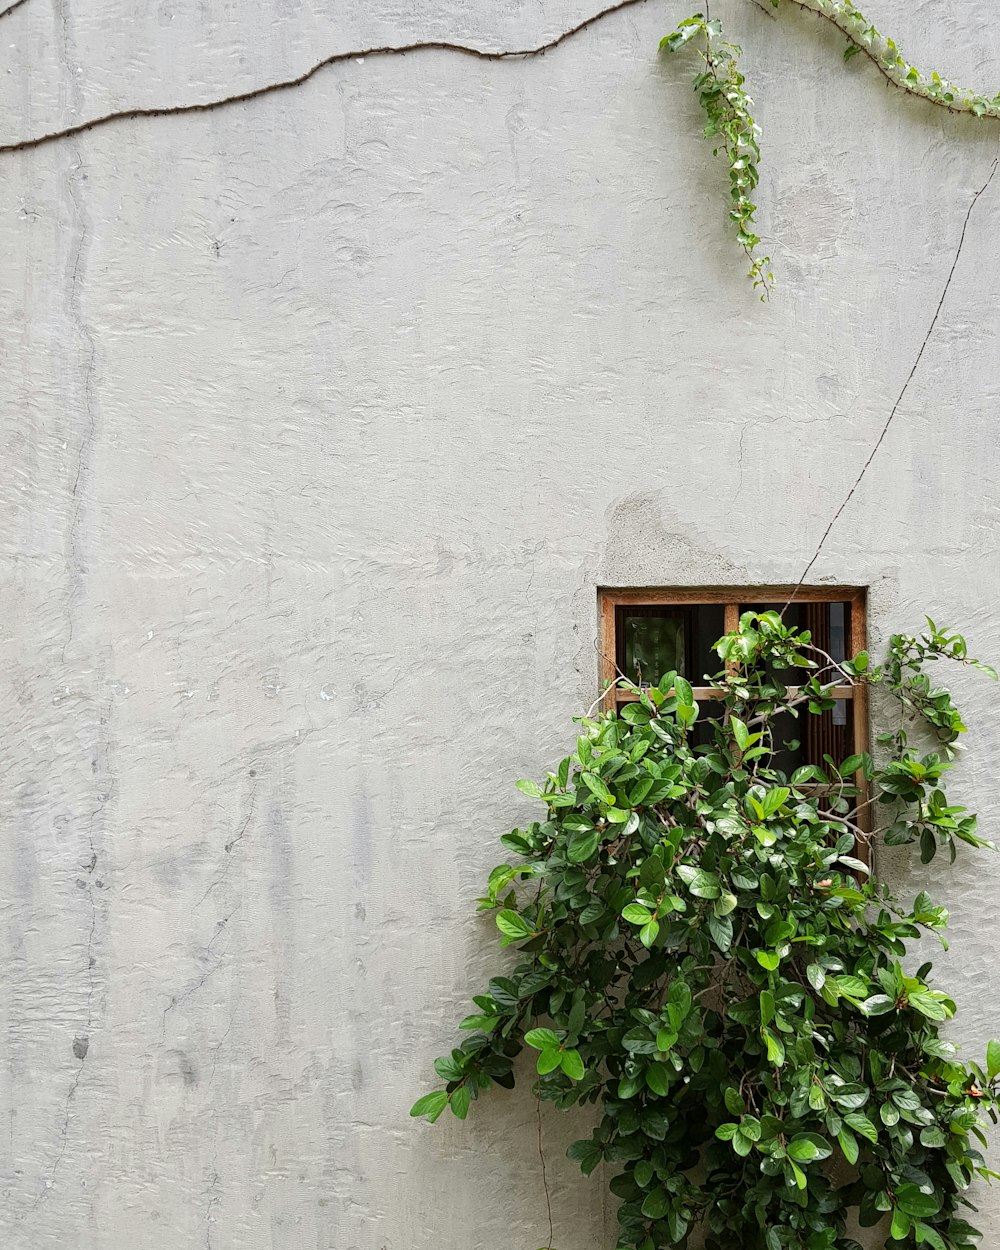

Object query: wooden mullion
[848,591,871,858]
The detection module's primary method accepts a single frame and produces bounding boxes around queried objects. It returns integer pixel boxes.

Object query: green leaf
[732,1129,753,1156]
[450,1084,471,1119]
[844,1113,878,1143]
[756,950,781,971]
[567,830,601,863]
[858,994,894,1016]
[908,989,951,1020]
[913,1223,948,1250]
[762,1028,785,1066]
[838,1128,859,1165]
[674,675,694,706]
[656,1028,678,1053]
[676,865,722,899]
[987,1039,1000,1080]
[714,891,738,916]
[622,903,653,925]
[496,910,534,940]
[582,772,615,805]
[761,787,790,817]
[708,911,733,952]
[515,778,544,799]
[560,1049,585,1081]
[715,1122,738,1141]
[786,1133,831,1163]
[645,1061,671,1096]
[459,1013,500,1033]
[410,1091,449,1122]
[640,1187,670,1220]
[896,1184,942,1218]
[891,1208,912,1241]
[833,975,869,999]
[566,1138,602,1176]
[731,716,751,751]
[434,1053,465,1082]
[525,1028,561,1051]
[536,1048,562,1075]
[639,918,661,948]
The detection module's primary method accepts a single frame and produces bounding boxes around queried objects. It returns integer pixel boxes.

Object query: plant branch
[782,0,1000,122]
[536,1094,555,1250]
[786,154,999,606]
[0,0,656,156]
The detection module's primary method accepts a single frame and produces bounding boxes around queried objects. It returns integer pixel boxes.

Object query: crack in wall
[195,787,256,910]
[162,784,256,1042]
[202,1169,221,1250]
[0,0,656,155]
[55,0,99,666]
[161,951,230,1042]
[787,152,999,603]
[21,795,106,1218]
[0,0,31,20]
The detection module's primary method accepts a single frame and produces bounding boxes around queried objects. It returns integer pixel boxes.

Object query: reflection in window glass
[617,609,686,686]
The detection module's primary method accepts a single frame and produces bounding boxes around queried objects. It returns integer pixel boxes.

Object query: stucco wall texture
[1,0,999,1246]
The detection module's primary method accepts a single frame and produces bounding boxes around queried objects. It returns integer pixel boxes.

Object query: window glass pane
[617,608,686,685]
[690,604,726,683]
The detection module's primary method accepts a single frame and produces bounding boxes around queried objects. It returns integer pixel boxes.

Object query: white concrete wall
[1,1,999,1246]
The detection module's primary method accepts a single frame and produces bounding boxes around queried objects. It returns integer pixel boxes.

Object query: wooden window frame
[597,586,870,845]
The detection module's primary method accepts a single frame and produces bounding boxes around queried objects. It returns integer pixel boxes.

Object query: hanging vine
[663,1,1000,295]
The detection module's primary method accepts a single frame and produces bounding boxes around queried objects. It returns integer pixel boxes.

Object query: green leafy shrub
[412,612,1000,1250]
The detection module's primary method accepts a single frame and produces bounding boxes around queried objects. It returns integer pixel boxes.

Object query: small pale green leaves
[662,3,1000,298]
[661,13,773,297]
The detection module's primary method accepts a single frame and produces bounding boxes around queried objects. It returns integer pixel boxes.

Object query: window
[597,586,868,787]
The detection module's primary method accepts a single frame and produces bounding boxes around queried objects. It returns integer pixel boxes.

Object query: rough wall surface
[1,0,999,1246]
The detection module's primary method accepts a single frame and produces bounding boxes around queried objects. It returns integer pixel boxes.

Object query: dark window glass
[615,605,730,686]
[616,607,689,686]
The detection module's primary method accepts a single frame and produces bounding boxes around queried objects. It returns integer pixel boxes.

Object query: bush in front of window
[412,612,999,1250]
